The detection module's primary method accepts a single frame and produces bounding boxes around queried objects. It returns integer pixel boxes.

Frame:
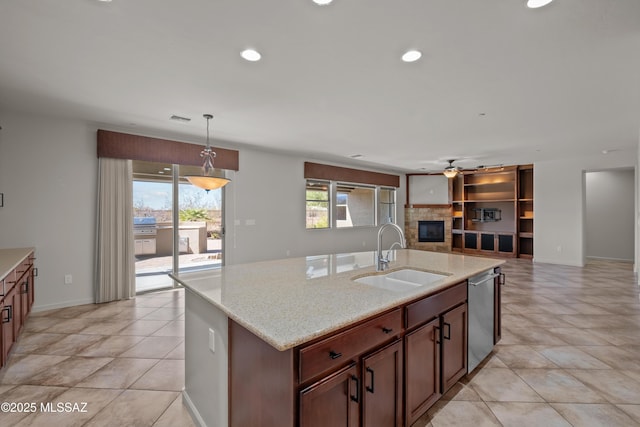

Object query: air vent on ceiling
[170,115,191,123]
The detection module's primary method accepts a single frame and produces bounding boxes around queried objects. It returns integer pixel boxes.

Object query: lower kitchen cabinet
[362,340,403,427]
[0,250,36,368]
[405,317,440,426]
[404,282,467,425]
[441,303,468,392]
[228,280,483,427]
[300,363,360,427]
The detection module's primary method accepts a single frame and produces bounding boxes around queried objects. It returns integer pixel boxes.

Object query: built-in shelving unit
[517,165,534,258]
[450,165,533,259]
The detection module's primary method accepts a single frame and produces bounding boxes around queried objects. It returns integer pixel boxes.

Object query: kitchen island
[170,249,504,427]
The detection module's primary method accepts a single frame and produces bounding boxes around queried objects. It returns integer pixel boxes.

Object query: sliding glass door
[133,160,224,293]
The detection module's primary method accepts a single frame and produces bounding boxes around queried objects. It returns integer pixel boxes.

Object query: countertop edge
[0,247,36,280]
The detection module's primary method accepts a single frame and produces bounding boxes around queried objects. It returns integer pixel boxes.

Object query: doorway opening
[133,160,224,293]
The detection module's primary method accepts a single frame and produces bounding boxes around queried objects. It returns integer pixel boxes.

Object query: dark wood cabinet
[404,317,440,426]
[362,340,403,427]
[300,363,360,427]
[227,279,492,427]
[404,282,467,424]
[441,303,468,393]
[445,165,533,258]
[0,250,35,369]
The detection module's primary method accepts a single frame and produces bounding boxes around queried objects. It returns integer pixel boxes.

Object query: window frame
[305,179,397,230]
[305,179,331,229]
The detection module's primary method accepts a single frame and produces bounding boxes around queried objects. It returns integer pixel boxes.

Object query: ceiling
[1,0,639,173]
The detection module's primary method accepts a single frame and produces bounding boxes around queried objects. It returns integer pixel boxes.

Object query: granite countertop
[0,247,35,280]
[170,249,504,351]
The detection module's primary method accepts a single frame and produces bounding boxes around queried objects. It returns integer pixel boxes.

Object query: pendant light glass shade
[443,168,458,178]
[185,114,231,192]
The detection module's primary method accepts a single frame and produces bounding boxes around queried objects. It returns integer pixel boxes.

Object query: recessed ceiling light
[349,154,363,159]
[240,49,262,62]
[313,0,333,5]
[401,50,422,63]
[527,0,554,8]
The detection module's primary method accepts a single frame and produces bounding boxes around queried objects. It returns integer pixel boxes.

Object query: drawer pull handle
[350,375,360,403]
[329,351,342,360]
[434,326,440,344]
[382,327,393,334]
[365,367,375,393]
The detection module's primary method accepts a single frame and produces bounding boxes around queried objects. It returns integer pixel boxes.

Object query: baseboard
[585,256,633,263]
[31,297,95,313]
[532,258,585,267]
[182,390,207,427]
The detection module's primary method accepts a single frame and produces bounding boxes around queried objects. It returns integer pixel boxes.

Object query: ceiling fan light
[443,168,458,178]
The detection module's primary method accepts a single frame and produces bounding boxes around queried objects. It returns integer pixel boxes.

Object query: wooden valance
[304,162,400,188]
[97,129,239,171]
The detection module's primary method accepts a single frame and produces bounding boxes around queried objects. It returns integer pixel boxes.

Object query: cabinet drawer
[299,309,402,384]
[406,282,466,330]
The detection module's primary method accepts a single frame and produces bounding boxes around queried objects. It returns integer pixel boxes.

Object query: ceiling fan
[442,159,463,178]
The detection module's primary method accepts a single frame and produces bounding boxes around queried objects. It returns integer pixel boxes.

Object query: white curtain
[95,157,135,303]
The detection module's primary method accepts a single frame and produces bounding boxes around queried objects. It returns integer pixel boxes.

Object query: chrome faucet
[377,223,406,271]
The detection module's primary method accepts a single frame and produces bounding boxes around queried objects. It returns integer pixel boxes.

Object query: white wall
[585,169,634,261]
[0,110,405,309]
[0,110,97,310]
[224,148,406,265]
[535,149,636,266]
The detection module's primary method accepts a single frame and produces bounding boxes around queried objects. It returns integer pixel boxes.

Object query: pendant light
[185,114,231,192]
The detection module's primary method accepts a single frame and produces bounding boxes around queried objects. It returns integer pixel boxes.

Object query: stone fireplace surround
[405,207,452,253]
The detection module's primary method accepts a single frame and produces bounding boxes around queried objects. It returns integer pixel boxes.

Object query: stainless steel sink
[353,268,447,292]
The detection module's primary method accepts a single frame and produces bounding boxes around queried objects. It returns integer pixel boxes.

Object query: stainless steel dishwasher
[467,269,500,373]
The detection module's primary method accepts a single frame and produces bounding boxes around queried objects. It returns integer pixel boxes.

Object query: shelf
[519,232,533,238]
[452,229,463,235]
[464,181,515,187]
[464,199,515,203]
[518,198,533,202]
[519,216,534,220]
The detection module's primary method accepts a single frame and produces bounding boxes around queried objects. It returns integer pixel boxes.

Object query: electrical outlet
[64,274,72,285]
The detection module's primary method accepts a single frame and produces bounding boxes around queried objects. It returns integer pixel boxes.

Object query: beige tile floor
[0,258,639,426]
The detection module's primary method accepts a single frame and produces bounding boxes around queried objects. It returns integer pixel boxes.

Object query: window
[306,180,330,229]
[379,187,396,224]
[336,184,375,228]
[306,179,397,229]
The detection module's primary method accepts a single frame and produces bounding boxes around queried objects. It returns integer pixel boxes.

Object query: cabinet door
[1,295,15,362]
[404,318,440,426]
[441,303,468,393]
[480,233,495,252]
[463,232,478,250]
[300,363,359,427]
[10,285,23,337]
[362,340,403,427]
[497,234,514,255]
[20,275,30,323]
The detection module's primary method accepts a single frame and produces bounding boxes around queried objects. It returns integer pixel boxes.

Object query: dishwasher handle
[468,272,501,287]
